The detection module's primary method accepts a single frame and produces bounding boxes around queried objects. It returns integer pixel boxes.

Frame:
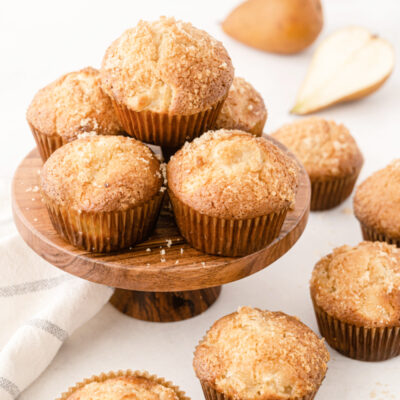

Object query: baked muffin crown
[272,117,363,179]
[41,135,163,213]
[101,16,234,114]
[26,67,122,140]
[66,376,180,400]
[354,159,400,238]
[193,306,329,400]
[215,77,267,135]
[311,241,400,327]
[167,129,298,219]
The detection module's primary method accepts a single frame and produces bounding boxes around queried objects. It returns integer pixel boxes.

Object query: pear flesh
[292,26,394,115]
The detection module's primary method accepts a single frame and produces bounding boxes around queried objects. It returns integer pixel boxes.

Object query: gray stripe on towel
[26,319,69,342]
[0,377,20,399]
[0,275,72,297]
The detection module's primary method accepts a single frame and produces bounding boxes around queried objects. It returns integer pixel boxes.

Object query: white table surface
[1,0,400,398]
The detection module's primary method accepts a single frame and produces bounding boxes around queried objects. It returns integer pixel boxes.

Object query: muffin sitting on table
[354,159,400,247]
[26,67,123,161]
[194,306,329,400]
[272,117,363,211]
[310,241,400,361]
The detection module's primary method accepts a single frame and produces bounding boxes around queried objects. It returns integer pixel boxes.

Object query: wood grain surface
[12,136,311,293]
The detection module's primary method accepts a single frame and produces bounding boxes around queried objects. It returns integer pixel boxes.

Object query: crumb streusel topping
[41,135,163,212]
[311,241,400,327]
[272,117,363,179]
[101,17,234,114]
[215,77,267,135]
[194,306,329,400]
[27,67,122,140]
[167,129,298,219]
[354,159,400,238]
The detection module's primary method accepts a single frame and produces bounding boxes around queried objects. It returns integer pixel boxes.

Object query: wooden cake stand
[12,137,311,322]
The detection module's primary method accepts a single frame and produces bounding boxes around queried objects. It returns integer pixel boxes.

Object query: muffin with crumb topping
[272,117,363,210]
[354,160,400,247]
[310,241,400,361]
[215,77,267,136]
[57,370,189,400]
[41,135,165,252]
[193,306,329,400]
[167,129,298,256]
[26,67,123,161]
[101,16,234,147]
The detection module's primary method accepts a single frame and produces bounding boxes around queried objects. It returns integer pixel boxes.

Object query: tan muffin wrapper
[199,381,319,400]
[43,191,164,253]
[358,222,400,248]
[56,369,190,400]
[111,96,227,148]
[311,297,400,361]
[29,122,67,162]
[310,167,361,211]
[169,190,288,257]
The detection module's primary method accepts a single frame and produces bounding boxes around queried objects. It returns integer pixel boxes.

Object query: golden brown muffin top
[41,135,163,213]
[101,17,234,114]
[215,77,267,135]
[354,160,400,238]
[272,117,363,180]
[193,307,329,400]
[26,67,122,140]
[311,241,400,327]
[167,130,298,219]
[67,376,179,400]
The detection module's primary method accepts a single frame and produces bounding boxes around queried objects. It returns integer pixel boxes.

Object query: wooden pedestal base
[110,286,221,322]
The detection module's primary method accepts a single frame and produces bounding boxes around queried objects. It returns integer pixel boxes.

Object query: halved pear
[292,26,395,115]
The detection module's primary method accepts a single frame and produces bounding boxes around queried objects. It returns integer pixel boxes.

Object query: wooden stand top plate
[12,137,310,293]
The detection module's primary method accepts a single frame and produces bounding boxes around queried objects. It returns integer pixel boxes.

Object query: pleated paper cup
[358,222,400,248]
[56,369,190,400]
[43,191,164,253]
[312,299,400,361]
[199,380,319,400]
[29,122,66,162]
[310,168,361,211]
[168,190,288,257]
[111,97,226,148]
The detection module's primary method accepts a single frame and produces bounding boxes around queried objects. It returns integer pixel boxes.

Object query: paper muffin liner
[168,190,288,257]
[29,122,66,162]
[199,381,319,400]
[56,369,190,400]
[359,222,400,248]
[310,169,361,211]
[312,299,400,361]
[110,96,226,147]
[43,191,164,253]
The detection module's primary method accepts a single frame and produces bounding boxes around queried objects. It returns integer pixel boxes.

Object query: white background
[1,0,400,399]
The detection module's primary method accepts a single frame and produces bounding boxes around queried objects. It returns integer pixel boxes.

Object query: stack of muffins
[25,15,400,400]
[27,16,298,256]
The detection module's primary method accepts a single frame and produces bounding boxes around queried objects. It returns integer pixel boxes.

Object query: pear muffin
[272,117,363,210]
[215,77,267,136]
[26,67,123,161]
[354,159,400,247]
[57,370,190,400]
[41,135,164,252]
[310,241,400,361]
[101,16,234,147]
[167,129,298,256]
[193,306,329,400]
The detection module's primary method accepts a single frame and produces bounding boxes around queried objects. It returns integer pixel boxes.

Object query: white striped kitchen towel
[0,234,113,400]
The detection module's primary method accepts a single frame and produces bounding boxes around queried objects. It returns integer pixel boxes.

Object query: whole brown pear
[223,0,323,54]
